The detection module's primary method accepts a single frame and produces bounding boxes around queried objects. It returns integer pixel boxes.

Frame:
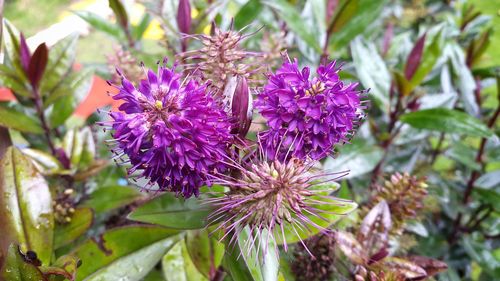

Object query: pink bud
[231,76,252,138]
[177,0,191,35]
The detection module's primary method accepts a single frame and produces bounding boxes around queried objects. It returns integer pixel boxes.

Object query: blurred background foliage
[0,0,499,280]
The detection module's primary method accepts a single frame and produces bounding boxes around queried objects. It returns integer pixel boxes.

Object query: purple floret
[255,57,365,161]
[105,62,232,197]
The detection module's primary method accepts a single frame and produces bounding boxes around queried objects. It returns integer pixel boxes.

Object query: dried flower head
[370,173,428,235]
[100,60,232,197]
[292,231,336,281]
[178,23,264,107]
[106,45,143,84]
[255,54,366,161]
[207,150,352,255]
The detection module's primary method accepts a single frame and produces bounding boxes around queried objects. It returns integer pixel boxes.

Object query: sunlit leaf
[0,244,45,280]
[234,0,263,30]
[163,240,208,281]
[40,254,81,281]
[0,147,54,265]
[72,225,180,281]
[185,229,225,279]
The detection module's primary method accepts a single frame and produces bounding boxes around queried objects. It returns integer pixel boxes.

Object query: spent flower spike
[100,59,232,197]
[255,53,367,161]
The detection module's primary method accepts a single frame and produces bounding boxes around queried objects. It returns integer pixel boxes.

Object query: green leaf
[324,141,384,179]
[1,19,27,80]
[263,0,321,52]
[400,108,493,138]
[328,0,388,49]
[185,229,225,278]
[475,171,500,189]
[73,10,123,39]
[62,126,96,169]
[109,0,129,28]
[234,0,263,30]
[238,228,279,281]
[1,244,45,280]
[276,197,357,245]
[81,185,143,214]
[133,13,152,40]
[163,240,208,281]
[41,33,79,98]
[127,192,213,230]
[351,37,390,111]
[48,69,94,127]
[328,0,358,34]
[0,105,44,134]
[54,208,94,249]
[222,241,254,281]
[0,147,54,265]
[71,225,181,280]
[0,63,31,97]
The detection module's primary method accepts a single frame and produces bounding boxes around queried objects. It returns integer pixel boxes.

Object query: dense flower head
[207,153,352,254]
[255,55,366,161]
[102,60,232,197]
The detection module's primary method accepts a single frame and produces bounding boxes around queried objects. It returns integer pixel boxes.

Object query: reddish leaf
[405,33,426,80]
[358,200,392,252]
[368,247,389,265]
[335,231,368,265]
[407,256,448,278]
[27,43,49,89]
[382,257,427,279]
[19,33,31,73]
[382,22,393,56]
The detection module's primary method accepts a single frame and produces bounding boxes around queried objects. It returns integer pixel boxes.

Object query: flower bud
[230,76,252,138]
[20,33,31,73]
[177,0,191,35]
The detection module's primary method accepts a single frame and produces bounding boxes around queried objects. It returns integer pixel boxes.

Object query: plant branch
[33,87,56,155]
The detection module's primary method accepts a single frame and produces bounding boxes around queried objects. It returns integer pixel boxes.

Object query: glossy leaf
[400,108,493,138]
[127,192,213,230]
[54,208,94,249]
[234,0,263,30]
[276,197,357,244]
[81,185,143,214]
[0,244,45,280]
[474,170,500,189]
[0,105,44,134]
[263,0,321,52]
[0,147,54,265]
[71,225,180,280]
[351,37,390,111]
[238,228,279,281]
[185,229,225,279]
[163,240,208,281]
[222,239,254,281]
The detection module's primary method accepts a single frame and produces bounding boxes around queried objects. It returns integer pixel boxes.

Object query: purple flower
[102,61,232,197]
[255,56,366,161]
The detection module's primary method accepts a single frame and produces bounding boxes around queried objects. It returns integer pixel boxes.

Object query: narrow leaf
[27,43,49,88]
[405,33,426,80]
[234,0,264,30]
[54,208,94,249]
[109,0,129,28]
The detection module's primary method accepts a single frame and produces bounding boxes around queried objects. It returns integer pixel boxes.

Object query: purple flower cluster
[255,57,365,161]
[105,62,232,197]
